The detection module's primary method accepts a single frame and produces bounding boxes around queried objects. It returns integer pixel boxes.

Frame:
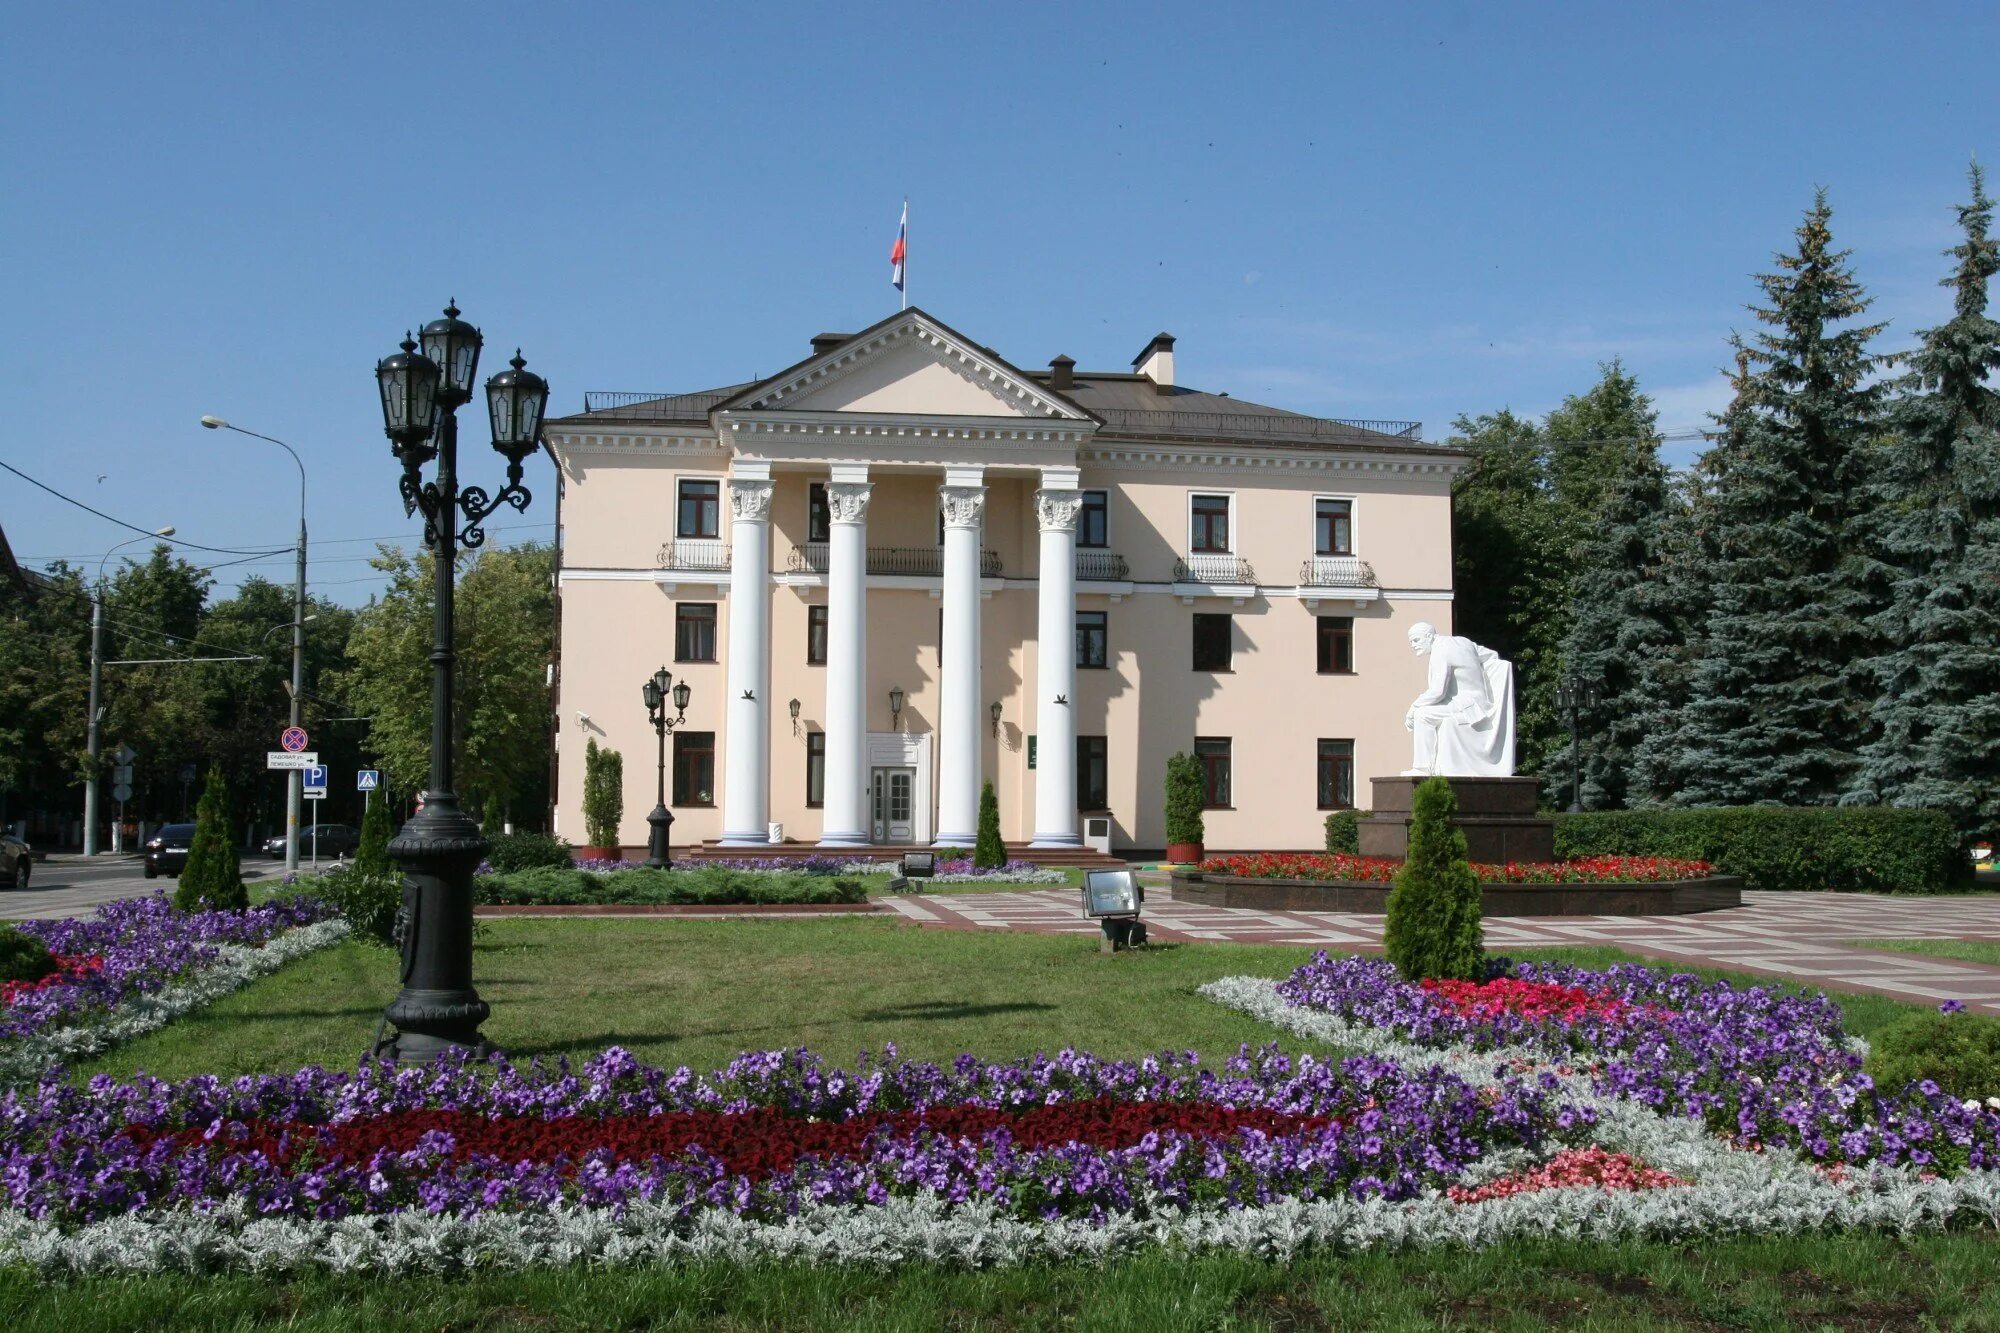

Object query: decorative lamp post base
[646,803,675,870]
[374,792,493,1064]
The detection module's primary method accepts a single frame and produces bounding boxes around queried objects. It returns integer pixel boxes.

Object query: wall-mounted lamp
[888,685,906,728]
[989,701,1003,736]
[576,711,592,728]
[788,697,801,735]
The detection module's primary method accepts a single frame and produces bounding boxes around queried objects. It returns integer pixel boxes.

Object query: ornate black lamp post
[643,666,693,869]
[1555,678,1601,815]
[370,301,548,1064]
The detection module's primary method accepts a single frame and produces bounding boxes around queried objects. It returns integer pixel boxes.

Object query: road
[1,854,290,922]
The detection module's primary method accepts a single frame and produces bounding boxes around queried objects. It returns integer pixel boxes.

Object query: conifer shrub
[581,740,624,850]
[353,791,395,879]
[1867,1010,2000,1100]
[1323,809,1365,855]
[1163,752,1206,851]
[487,830,574,873]
[1554,807,1960,892]
[1382,777,1484,982]
[0,925,57,984]
[173,766,245,912]
[974,782,1005,869]
[312,864,405,949]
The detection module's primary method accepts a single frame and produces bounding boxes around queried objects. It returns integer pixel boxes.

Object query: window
[805,731,825,807]
[1318,739,1355,810]
[808,482,830,543]
[673,731,715,806]
[1078,490,1109,548]
[1191,613,1232,671]
[1190,493,1231,552]
[1315,498,1354,556]
[806,605,828,665]
[675,603,717,662]
[1195,737,1232,809]
[677,479,720,539]
[1316,616,1354,675]
[1077,736,1109,810]
[1076,611,1108,669]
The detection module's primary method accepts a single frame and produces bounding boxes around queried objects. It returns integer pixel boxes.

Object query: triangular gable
[715,308,1095,422]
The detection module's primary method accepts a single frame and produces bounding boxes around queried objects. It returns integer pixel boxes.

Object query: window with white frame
[1189,493,1232,553]
[677,478,721,540]
[1314,497,1354,556]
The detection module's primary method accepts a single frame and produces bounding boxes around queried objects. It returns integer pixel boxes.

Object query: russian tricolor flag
[890,201,907,294]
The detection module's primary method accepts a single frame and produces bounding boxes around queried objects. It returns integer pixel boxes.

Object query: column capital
[1034,488,1084,533]
[939,484,987,530]
[826,481,873,525]
[727,477,775,522]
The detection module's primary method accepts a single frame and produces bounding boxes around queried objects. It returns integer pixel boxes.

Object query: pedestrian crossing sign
[357,769,381,792]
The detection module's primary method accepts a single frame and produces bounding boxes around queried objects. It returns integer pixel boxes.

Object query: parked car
[261,824,361,861]
[143,824,198,878]
[1,834,30,890]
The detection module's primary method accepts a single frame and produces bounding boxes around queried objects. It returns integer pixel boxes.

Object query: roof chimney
[1132,332,1175,394]
[810,332,852,355]
[1048,354,1075,391]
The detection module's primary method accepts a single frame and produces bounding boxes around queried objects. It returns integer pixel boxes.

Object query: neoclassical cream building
[545,309,1463,854]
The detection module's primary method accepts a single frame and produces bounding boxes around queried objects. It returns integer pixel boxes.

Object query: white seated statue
[1402,621,1517,778]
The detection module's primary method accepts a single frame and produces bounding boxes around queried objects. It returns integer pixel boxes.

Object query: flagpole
[901,198,908,311]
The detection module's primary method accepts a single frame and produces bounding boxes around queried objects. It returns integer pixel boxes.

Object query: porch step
[680,841,1127,870]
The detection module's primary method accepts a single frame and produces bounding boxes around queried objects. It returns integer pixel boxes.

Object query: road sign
[304,789,327,801]
[111,783,133,803]
[180,763,198,783]
[112,765,134,785]
[266,751,320,770]
[280,727,310,753]
[112,743,137,766]
[304,764,329,792]
[357,769,381,792]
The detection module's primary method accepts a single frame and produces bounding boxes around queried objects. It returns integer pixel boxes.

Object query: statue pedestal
[1357,776,1553,864]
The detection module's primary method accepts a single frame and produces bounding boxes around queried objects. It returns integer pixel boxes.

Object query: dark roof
[0,523,36,601]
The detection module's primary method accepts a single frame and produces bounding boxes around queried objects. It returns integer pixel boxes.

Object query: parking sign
[304,764,328,793]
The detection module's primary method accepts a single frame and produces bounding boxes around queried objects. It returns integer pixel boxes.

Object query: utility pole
[83,596,103,856]
[288,507,306,873]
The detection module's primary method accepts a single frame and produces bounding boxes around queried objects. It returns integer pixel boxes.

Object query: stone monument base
[1357,775,1554,864]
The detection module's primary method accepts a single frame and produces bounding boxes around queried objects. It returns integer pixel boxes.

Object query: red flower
[0,954,105,1006]
[1448,1146,1687,1203]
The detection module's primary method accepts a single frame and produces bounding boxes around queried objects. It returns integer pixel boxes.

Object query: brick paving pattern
[883,888,2000,1014]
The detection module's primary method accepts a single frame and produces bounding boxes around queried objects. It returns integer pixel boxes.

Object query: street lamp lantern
[420,300,483,405]
[375,336,442,456]
[642,664,694,869]
[642,677,662,713]
[888,685,905,727]
[1555,678,1601,815]
[486,351,549,463]
[672,679,691,713]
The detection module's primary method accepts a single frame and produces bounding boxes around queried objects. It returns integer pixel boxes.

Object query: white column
[934,477,986,846]
[1031,486,1083,846]
[818,478,873,846]
[719,474,774,845]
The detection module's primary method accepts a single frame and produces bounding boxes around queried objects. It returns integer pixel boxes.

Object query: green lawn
[1848,936,2000,969]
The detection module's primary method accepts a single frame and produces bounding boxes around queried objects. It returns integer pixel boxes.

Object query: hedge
[1552,807,1961,893]
[1323,809,1364,855]
[476,867,868,907]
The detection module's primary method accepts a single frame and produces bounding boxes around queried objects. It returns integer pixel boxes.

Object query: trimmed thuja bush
[974,781,1005,869]
[173,766,245,912]
[1553,806,1961,891]
[1323,808,1364,855]
[0,926,56,984]
[352,789,394,879]
[1164,752,1205,853]
[582,739,623,850]
[1382,776,1483,982]
[487,830,574,873]
[1868,1009,2000,1100]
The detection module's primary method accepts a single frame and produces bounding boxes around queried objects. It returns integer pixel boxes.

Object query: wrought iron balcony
[1298,555,1378,588]
[656,540,730,572]
[1173,553,1257,584]
[787,544,1002,578]
[1074,550,1130,581]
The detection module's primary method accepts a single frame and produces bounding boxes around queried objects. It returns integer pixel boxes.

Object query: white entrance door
[871,767,917,844]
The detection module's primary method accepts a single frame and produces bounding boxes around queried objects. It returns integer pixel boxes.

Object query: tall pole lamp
[1556,678,1600,815]
[85,527,174,856]
[643,667,693,869]
[370,301,548,1065]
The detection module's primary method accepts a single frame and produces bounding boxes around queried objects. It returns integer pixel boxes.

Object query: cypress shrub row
[1552,807,1961,892]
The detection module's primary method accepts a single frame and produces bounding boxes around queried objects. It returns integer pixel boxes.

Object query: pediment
[719,310,1092,422]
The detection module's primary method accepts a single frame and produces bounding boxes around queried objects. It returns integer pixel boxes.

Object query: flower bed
[0,895,347,1086]
[1198,853,1713,883]
[1176,854,1737,916]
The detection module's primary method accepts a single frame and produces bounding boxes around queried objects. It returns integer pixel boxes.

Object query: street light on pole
[202,415,309,872]
[642,667,693,869]
[85,527,174,856]
[1555,678,1601,815]
[369,301,548,1065]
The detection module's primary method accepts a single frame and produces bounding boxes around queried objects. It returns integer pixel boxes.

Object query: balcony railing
[656,540,730,572]
[1074,550,1130,581]
[1095,408,1423,443]
[1173,553,1257,584]
[788,544,1002,578]
[1298,555,1378,588]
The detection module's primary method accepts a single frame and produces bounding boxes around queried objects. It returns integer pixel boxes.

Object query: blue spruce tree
[1666,192,1886,806]
[1847,166,2000,843]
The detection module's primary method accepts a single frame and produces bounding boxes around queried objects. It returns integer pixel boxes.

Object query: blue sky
[4,2,1995,604]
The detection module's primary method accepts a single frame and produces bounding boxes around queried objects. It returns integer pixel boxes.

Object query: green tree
[174,765,244,911]
[0,565,91,825]
[1848,166,2000,841]
[353,785,395,878]
[1382,777,1483,982]
[1162,752,1205,852]
[973,781,1005,868]
[1663,192,1887,806]
[581,739,623,850]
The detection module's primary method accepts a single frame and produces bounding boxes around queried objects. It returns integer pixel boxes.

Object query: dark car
[144,824,198,878]
[261,824,361,861]
[1,834,30,890]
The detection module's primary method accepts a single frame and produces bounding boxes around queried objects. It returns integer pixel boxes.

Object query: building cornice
[723,411,1092,443]
[1081,439,1465,476]
[547,427,724,460]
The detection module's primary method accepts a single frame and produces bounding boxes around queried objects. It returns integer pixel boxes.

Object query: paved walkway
[882,888,2000,1015]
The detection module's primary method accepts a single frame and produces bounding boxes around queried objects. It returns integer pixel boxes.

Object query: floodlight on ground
[1082,868,1147,953]
[900,850,935,879]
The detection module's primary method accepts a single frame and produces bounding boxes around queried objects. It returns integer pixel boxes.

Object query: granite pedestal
[1357,775,1554,863]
